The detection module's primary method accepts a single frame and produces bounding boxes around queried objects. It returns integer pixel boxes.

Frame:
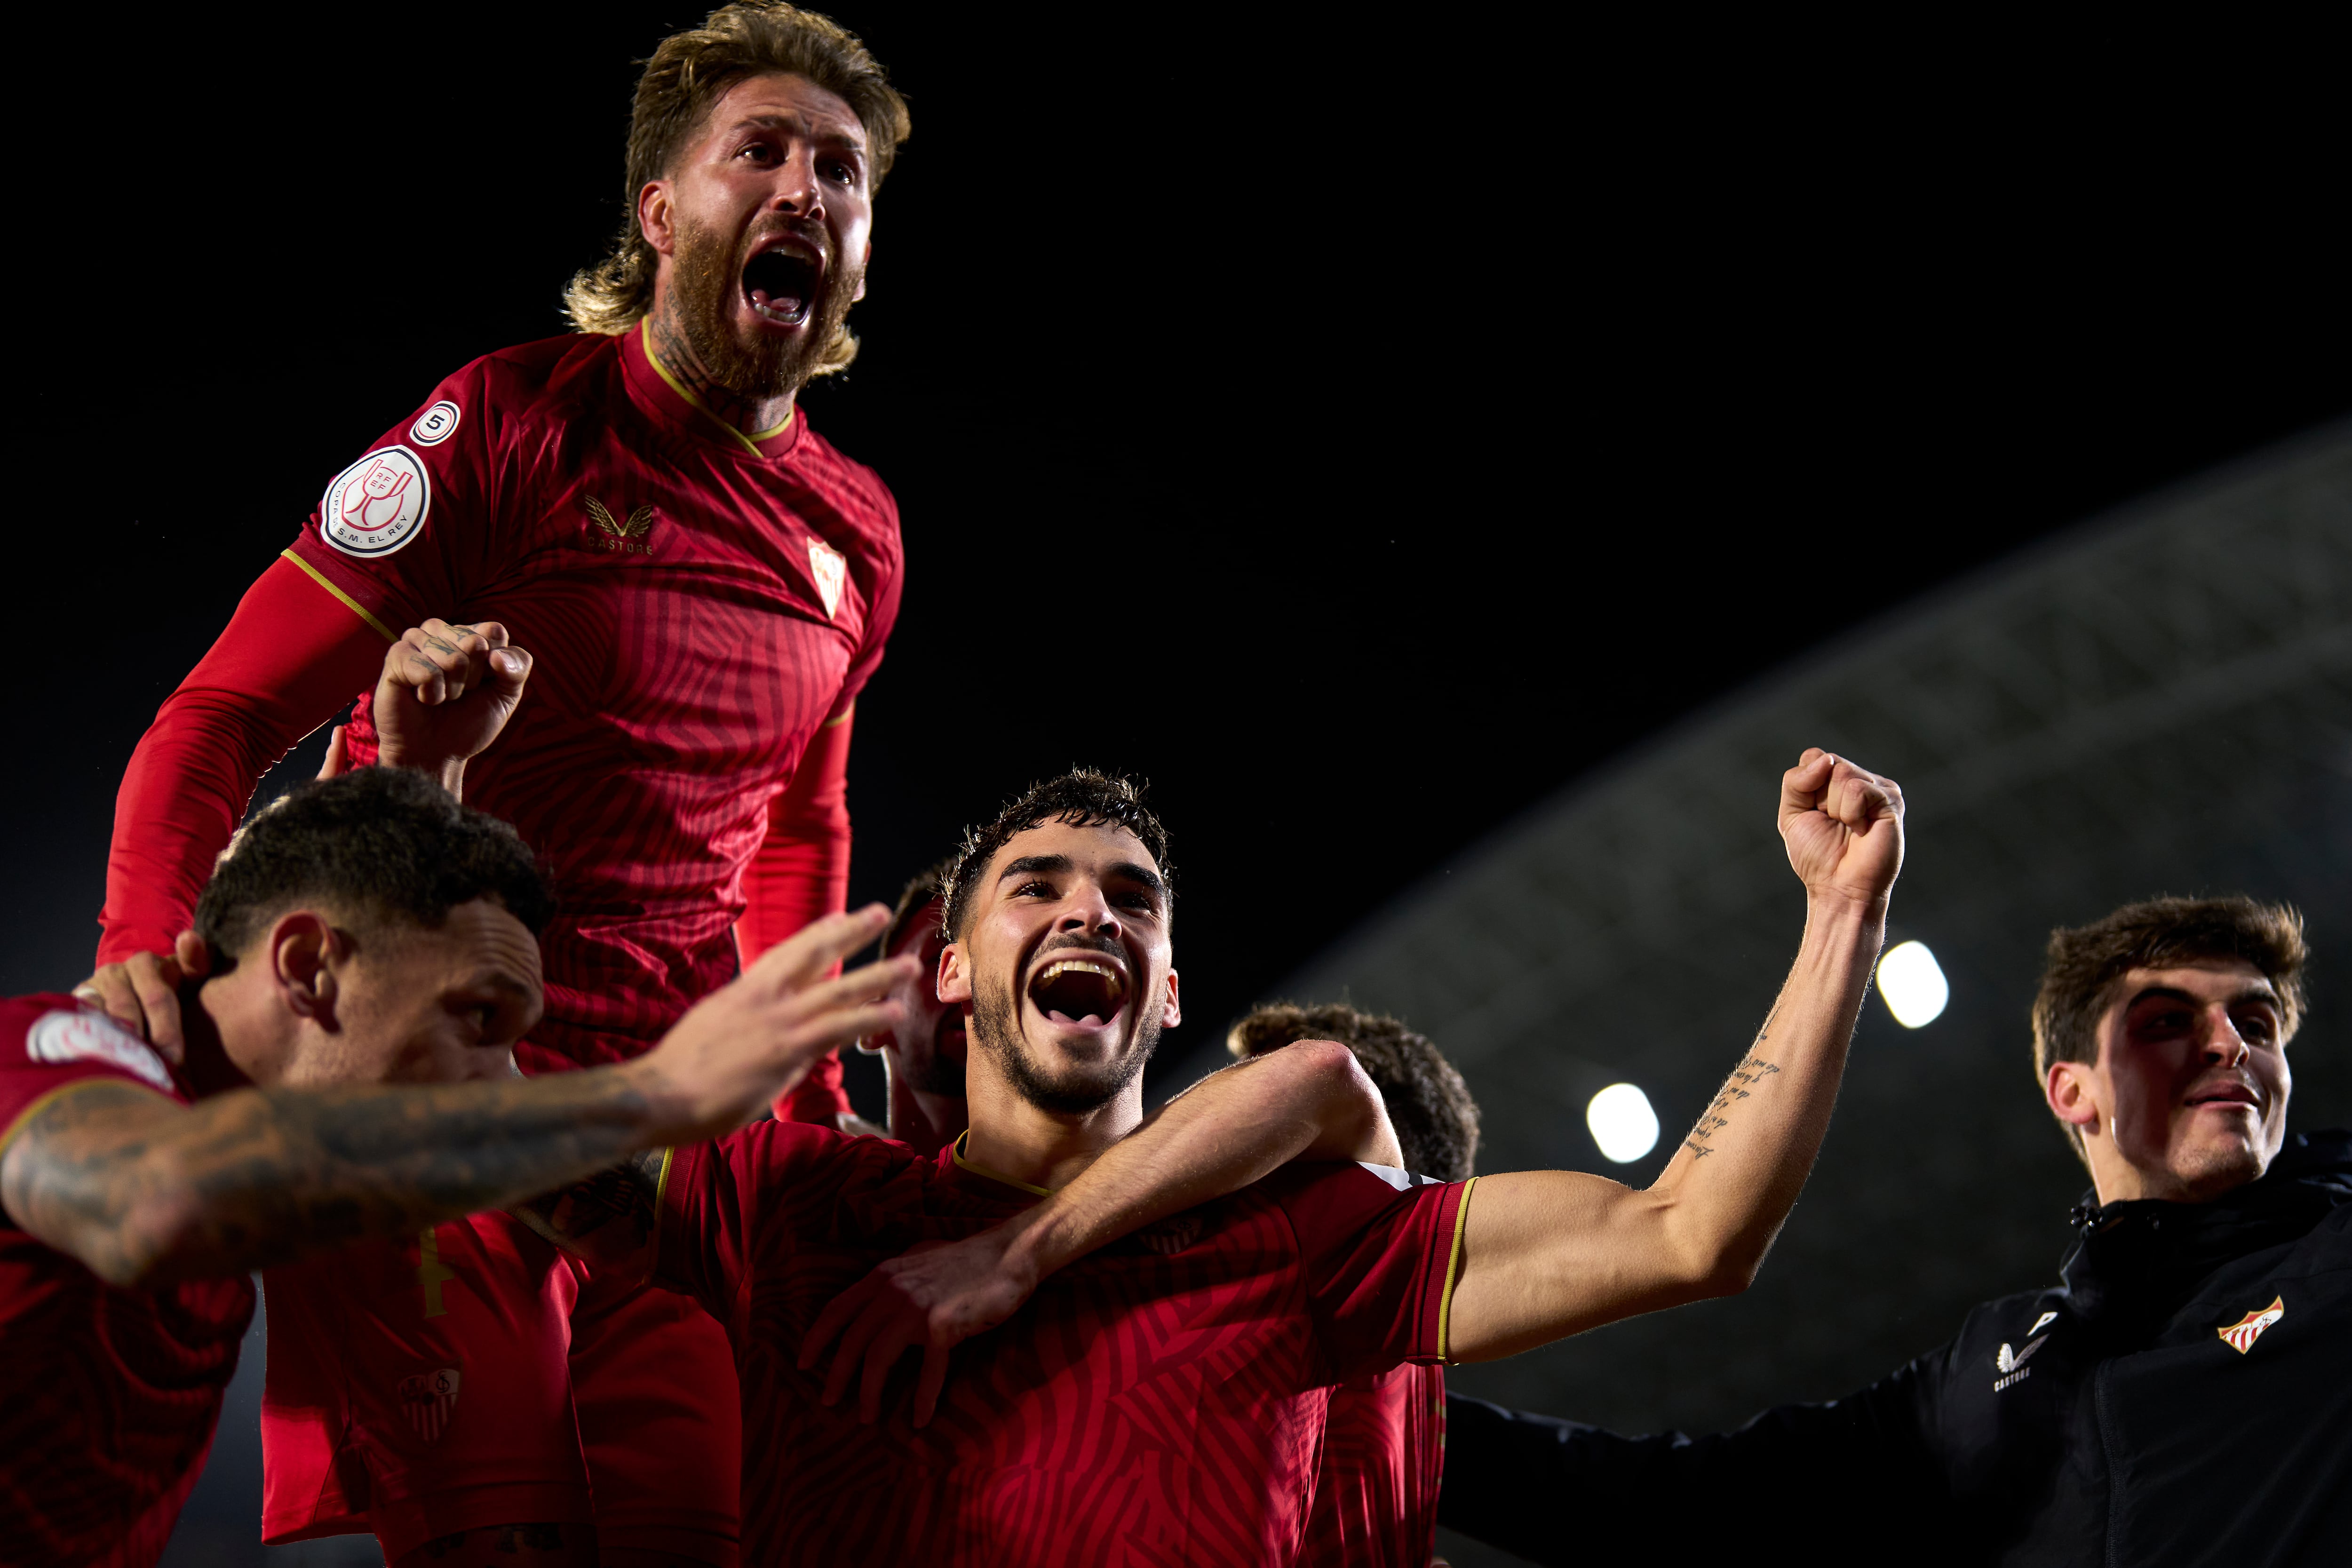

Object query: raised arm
[800,1038,1401,1422]
[81,613,532,1060]
[1442,748,1902,1361]
[6,909,910,1290]
[99,557,389,969]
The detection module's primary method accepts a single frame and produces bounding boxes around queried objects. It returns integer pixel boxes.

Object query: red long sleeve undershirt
[99,556,861,1122]
[99,555,388,964]
[737,706,857,1124]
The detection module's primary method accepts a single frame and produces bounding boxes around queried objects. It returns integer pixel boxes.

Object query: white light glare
[1876,939,1950,1028]
[1586,1082,1661,1163]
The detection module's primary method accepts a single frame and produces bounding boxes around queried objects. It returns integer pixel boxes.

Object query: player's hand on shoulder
[1778,748,1904,907]
[373,618,534,786]
[74,930,210,1064]
[635,907,914,1143]
[798,1228,1041,1428]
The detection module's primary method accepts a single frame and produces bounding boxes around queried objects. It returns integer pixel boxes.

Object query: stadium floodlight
[1876,939,1950,1028]
[1586,1082,1660,1163]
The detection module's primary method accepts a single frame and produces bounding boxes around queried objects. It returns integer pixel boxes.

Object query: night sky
[12,8,2346,1109]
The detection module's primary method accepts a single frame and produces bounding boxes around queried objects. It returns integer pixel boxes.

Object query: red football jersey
[260,1214,589,1561]
[294,323,903,1074]
[1301,1362,1447,1567]
[0,994,255,1568]
[656,1126,1475,1566]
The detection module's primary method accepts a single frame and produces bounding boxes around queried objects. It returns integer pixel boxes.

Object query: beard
[668,215,863,399]
[970,969,1161,1117]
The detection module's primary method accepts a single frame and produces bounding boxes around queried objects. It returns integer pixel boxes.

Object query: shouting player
[0,766,910,1568]
[1228,1002,1481,1566]
[532,748,1904,1563]
[88,7,913,1560]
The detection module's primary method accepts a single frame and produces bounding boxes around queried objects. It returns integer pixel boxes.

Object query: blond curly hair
[564,2,911,378]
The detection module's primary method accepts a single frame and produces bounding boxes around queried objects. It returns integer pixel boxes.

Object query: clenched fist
[1779,748,1904,909]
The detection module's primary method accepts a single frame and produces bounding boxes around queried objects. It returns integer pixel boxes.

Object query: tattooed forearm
[1681,1018,1785,1160]
[0,1069,661,1289]
[511,1148,665,1270]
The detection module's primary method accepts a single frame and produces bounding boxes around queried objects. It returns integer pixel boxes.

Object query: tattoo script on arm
[2,1071,658,1287]
[1684,1013,1784,1161]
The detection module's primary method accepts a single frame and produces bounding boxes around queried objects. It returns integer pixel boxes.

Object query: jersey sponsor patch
[2217,1294,2284,1354]
[408,399,461,446]
[26,1008,175,1092]
[808,537,847,619]
[321,445,431,558]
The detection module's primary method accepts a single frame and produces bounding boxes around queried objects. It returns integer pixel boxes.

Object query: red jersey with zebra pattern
[1302,1362,1448,1568]
[655,1124,1473,1567]
[0,994,256,1568]
[289,323,902,1073]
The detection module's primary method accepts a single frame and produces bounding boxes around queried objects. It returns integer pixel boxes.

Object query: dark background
[5,11,2346,1564]
[11,8,2345,1074]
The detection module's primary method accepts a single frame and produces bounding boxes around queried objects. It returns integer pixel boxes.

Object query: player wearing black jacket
[1440,897,2350,1567]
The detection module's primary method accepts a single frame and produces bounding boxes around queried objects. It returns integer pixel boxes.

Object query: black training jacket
[1439,1129,2351,1567]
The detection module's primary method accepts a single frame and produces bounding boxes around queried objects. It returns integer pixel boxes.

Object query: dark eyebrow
[1106,861,1167,898]
[2126,983,2279,1013]
[727,113,866,153]
[999,854,1073,883]
[456,972,536,1001]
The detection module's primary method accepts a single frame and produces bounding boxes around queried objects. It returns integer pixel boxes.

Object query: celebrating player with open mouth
[85,6,915,1561]
[524,747,1906,1564]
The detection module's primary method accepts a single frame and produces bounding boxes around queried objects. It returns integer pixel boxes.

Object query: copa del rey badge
[321,445,431,559]
[2217,1295,2284,1354]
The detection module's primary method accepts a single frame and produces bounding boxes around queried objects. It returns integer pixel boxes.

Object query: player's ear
[639,181,677,256]
[2045,1059,2100,1131]
[1160,969,1182,1030]
[937,941,972,1007]
[267,911,343,1029]
[852,240,870,303]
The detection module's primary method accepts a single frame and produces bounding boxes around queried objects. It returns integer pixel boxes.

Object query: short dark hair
[2032,895,2308,1163]
[941,770,1172,941]
[195,768,556,959]
[1228,1002,1481,1182]
[876,855,958,962]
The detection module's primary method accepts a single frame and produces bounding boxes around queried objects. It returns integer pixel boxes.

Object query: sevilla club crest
[397,1367,463,1440]
[808,537,847,619]
[2216,1295,2284,1354]
[320,446,431,559]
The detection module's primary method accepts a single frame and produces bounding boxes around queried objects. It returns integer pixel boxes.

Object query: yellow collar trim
[637,321,795,457]
[952,1130,1056,1197]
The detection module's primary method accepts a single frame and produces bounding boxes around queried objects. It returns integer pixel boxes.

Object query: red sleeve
[280,360,512,638]
[0,996,186,1166]
[1262,1163,1473,1380]
[95,559,389,964]
[737,708,858,1126]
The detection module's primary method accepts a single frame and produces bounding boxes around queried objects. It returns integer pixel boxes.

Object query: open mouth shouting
[742,237,822,328]
[1028,954,1130,1032]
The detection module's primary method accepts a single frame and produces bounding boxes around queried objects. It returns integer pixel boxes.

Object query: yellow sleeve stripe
[820,700,856,729]
[279,549,398,643]
[1437,1175,1478,1363]
[0,1077,167,1165]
